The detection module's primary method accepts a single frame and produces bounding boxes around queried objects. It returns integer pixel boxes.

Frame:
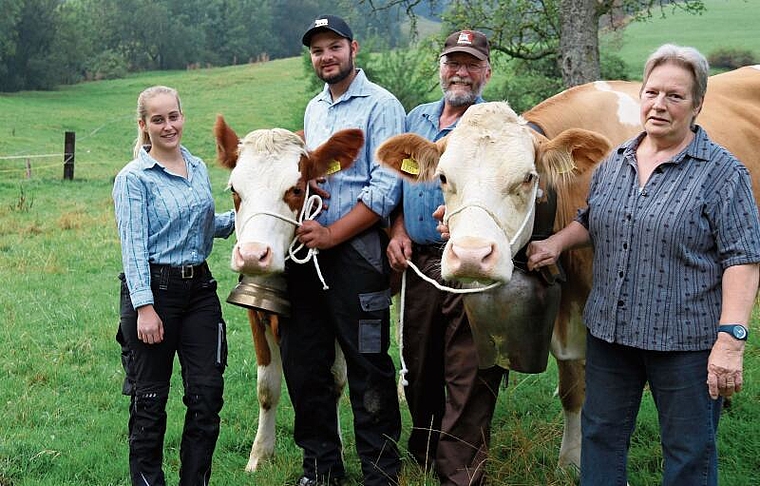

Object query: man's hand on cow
[432,205,449,240]
[296,220,333,250]
[526,238,561,272]
[707,333,745,399]
[136,304,165,344]
[309,178,330,210]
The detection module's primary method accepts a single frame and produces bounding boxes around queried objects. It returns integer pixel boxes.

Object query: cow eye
[439,173,448,185]
[523,173,535,184]
[228,185,237,195]
[291,186,303,196]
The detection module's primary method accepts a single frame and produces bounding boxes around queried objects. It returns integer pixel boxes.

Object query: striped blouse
[113,146,235,308]
[577,126,760,351]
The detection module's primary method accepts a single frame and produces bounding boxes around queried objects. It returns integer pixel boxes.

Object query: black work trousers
[281,238,401,486]
[117,265,227,486]
[402,245,504,486]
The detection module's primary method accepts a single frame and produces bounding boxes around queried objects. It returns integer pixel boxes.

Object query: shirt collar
[316,68,369,104]
[137,145,199,171]
[420,96,486,133]
[619,125,710,164]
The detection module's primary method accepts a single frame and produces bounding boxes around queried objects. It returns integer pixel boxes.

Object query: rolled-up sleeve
[214,209,236,238]
[359,97,405,219]
[113,172,153,308]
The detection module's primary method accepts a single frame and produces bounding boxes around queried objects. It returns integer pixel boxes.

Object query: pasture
[2,4,760,485]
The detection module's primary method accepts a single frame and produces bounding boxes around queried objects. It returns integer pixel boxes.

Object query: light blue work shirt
[113,146,235,308]
[402,97,485,244]
[304,69,404,227]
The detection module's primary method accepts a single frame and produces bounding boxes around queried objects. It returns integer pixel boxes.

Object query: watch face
[734,326,748,340]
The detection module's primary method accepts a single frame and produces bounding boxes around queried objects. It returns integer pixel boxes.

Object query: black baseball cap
[302,15,354,47]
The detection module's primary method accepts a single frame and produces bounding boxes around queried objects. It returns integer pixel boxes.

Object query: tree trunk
[559,0,600,87]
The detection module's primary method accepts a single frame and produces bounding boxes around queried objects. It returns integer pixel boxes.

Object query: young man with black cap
[386,30,504,486]
[279,14,405,486]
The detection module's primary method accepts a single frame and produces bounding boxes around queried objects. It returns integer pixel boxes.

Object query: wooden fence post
[63,131,75,180]
[25,158,32,178]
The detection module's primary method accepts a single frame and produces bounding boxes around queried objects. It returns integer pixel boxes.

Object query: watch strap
[718,324,748,341]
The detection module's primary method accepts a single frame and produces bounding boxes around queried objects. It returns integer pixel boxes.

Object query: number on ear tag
[401,158,420,175]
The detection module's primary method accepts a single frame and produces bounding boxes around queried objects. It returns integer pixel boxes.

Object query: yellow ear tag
[401,158,420,175]
[325,160,342,175]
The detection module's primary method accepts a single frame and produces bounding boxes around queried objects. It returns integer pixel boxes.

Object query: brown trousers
[401,245,504,486]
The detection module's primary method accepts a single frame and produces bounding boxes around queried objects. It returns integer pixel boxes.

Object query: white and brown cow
[375,64,760,472]
[214,116,364,472]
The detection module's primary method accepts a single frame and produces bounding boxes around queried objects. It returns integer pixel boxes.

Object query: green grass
[602,0,760,79]
[2,8,760,484]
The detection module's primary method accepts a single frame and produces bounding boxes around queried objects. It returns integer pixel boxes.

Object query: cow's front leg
[245,310,282,472]
[556,357,584,472]
[330,340,348,453]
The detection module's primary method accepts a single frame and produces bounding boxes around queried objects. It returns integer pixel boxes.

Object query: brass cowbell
[226,273,290,317]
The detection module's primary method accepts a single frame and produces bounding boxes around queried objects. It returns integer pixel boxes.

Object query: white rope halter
[235,185,331,290]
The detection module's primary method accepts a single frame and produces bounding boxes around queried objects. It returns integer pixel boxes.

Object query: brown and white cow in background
[214,116,364,472]
[376,64,760,472]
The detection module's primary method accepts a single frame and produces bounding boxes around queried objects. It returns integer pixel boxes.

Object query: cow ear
[303,128,364,180]
[376,133,443,182]
[535,128,612,188]
[214,115,240,169]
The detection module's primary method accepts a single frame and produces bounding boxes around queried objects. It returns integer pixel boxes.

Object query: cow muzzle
[232,242,281,275]
[444,236,505,281]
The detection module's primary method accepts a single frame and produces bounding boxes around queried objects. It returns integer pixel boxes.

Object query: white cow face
[435,103,538,282]
[376,101,611,284]
[215,116,363,276]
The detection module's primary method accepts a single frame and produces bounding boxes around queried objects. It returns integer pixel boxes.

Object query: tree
[366,0,706,87]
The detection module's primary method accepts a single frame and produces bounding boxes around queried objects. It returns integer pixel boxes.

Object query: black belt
[150,262,209,279]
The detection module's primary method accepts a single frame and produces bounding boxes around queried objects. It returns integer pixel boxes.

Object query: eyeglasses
[443,61,488,73]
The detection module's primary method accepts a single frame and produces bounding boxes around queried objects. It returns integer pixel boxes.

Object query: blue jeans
[581,333,721,486]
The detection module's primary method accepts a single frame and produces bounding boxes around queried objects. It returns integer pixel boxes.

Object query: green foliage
[0,0,410,93]
[365,46,440,112]
[490,57,564,114]
[708,47,758,70]
[84,50,129,81]
[600,52,630,81]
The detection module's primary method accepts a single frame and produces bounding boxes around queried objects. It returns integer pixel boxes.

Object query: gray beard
[444,90,478,107]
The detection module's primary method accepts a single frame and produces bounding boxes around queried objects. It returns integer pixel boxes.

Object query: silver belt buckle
[180,265,194,279]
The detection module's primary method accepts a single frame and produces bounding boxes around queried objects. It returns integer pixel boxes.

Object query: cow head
[214,115,364,275]
[376,101,611,283]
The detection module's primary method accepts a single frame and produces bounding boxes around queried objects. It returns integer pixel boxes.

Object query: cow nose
[447,237,500,279]
[234,242,273,273]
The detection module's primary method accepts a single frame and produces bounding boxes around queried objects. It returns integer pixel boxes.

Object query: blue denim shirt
[577,126,760,351]
[304,69,404,226]
[113,146,235,308]
[402,97,484,244]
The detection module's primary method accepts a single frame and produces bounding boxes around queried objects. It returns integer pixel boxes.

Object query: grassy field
[2,3,760,485]
[601,0,760,78]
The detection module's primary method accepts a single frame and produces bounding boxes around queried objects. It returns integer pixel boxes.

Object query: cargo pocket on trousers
[358,289,391,354]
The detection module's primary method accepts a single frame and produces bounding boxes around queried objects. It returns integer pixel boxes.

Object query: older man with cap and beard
[386,30,504,486]
[279,14,406,486]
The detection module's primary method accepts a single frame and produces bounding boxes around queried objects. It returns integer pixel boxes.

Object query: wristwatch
[718,324,749,341]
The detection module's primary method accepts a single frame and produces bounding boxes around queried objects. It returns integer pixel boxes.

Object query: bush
[600,52,630,80]
[708,47,757,70]
[84,49,129,81]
